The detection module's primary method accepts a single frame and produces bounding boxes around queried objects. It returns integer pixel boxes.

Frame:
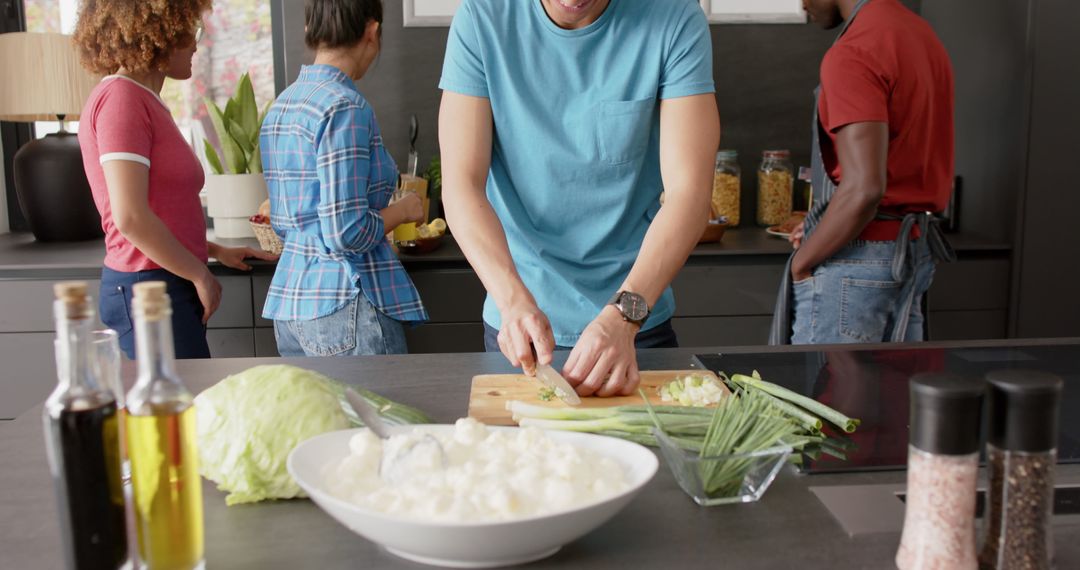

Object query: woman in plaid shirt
[259,0,428,356]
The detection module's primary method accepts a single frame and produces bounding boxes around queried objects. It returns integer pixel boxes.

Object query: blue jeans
[274,293,408,356]
[99,267,211,360]
[791,240,935,344]
[483,318,679,352]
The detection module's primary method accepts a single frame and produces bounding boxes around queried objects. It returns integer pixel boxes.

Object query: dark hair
[305,0,384,50]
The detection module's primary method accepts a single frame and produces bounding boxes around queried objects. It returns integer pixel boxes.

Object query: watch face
[621,292,648,321]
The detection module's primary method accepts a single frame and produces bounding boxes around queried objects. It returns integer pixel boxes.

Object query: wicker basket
[250,221,284,255]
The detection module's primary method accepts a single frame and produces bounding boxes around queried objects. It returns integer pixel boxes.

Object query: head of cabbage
[194,365,354,506]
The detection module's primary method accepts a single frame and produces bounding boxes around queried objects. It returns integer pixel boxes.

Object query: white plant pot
[205,173,268,239]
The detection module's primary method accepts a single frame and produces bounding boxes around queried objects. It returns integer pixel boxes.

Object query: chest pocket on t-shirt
[595,98,656,165]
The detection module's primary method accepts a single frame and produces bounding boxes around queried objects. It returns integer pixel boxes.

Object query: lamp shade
[0,32,98,121]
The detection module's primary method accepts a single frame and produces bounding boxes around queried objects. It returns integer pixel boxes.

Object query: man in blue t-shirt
[439,0,719,397]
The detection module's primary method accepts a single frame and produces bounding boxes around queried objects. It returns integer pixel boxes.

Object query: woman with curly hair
[74,0,276,359]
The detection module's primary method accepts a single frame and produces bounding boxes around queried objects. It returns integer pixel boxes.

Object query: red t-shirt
[818,0,955,238]
[79,76,208,272]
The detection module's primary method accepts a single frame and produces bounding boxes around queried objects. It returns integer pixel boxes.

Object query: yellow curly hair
[73,0,212,75]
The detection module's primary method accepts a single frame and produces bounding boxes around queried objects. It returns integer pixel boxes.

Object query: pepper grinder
[896,373,984,570]
[979,370,1063,570]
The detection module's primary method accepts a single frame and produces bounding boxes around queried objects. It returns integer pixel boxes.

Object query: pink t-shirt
[79,76,208,272]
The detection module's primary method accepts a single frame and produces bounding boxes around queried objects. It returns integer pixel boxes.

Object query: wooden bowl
[698,221,728,244]
[396,234,444,255]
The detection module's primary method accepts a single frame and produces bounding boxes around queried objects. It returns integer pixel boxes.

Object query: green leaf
[236,73,259,137]
[205,99,247,173]
[224,97,239,126]
[248,140,262,174]
[204,99,230,142]
[228,118,254,153]
[223,135,247,174]
[203,139,224,175]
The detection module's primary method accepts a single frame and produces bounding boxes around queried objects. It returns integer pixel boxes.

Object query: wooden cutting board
[468,370,727,426]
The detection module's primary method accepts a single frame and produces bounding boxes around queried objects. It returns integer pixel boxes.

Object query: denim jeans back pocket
[290,297,359,356]
[99,284,133,338]
[839,277,902,342]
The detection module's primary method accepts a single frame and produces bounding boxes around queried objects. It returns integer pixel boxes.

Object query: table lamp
[0,32,102,241]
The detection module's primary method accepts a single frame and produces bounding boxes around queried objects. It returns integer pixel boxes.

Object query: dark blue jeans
[99,267,211,360]
[483,319,679,353]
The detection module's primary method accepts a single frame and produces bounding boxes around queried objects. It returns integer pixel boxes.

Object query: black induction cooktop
[693,342,1080,474]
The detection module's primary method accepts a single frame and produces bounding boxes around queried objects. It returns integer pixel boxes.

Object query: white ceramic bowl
[287,425,658,568]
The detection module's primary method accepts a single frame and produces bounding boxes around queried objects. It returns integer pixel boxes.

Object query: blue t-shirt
[439,0,714,345]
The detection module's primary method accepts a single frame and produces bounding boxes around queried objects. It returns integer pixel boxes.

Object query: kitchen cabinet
[255,328,280,357]
[0,331,55,419]
[208,276,254,329]
[0,230,1015,360]
[206,329,256,358]
[0,279,105,332]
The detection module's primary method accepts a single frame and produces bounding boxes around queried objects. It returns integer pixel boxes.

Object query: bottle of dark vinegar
[43,282,129,569]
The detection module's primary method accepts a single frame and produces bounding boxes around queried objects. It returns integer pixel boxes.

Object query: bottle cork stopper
[132,281,170,321]
[53,281,90,317]
[132,281,167,300]
[53,281,88,301]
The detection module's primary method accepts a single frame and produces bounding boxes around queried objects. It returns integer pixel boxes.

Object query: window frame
[1,0,32,232]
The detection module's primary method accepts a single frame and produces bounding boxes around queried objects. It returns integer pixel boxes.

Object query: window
[23,0,275,163]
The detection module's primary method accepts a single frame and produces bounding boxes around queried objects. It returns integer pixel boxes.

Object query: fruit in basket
[416,217,447,239]
[249,214,270,225]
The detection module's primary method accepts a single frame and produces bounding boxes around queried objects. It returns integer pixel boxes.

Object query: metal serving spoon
[345,388,446,482]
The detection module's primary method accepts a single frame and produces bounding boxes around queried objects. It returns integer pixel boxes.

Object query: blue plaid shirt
[259,65,427,323]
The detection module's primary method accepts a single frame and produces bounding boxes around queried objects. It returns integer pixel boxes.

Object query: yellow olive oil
[125,281,205,570]
[127,405,203,569]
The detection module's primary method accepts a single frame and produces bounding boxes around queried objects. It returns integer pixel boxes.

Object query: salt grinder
[896,373,984,570]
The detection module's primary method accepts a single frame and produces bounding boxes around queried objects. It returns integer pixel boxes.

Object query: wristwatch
[608,290,649,327]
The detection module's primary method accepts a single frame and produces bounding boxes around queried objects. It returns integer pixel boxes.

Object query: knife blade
[535,363,582,406]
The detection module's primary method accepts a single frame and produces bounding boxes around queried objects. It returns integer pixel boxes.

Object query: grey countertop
[2,342,1078,569]
[0,228,1012,277]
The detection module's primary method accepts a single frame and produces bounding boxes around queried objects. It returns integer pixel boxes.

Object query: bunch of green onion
[508,370,861,485]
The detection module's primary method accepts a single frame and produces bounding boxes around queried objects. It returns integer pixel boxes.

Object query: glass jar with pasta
[712,150,740,226]
[757,150,794,226]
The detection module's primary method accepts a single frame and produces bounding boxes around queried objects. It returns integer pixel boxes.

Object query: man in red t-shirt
[780,0,956,344]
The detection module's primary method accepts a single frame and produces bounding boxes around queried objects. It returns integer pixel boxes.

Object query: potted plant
[203,73,270,238]
[423,156,443,223]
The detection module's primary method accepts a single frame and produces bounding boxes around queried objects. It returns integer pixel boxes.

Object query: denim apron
[768,0,956,345]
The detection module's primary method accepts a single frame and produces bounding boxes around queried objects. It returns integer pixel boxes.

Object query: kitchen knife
[407,114,419,177]
[535,363,582,406]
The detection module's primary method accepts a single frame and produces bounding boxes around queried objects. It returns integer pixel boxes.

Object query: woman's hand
[212,244,279,271]
[193,270,222,325]
[393,192,426,224]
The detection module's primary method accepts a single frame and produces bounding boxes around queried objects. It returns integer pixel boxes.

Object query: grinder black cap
[909,373,985,455]
[986,370,1064,453]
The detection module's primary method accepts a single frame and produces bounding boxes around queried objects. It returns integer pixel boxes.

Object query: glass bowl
[653,428,792,506]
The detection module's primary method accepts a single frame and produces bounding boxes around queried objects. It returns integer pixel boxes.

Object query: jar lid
[986,370,1063,452]
[909,373,985,455]
[763,150,790,158]
[716,150,738,160]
